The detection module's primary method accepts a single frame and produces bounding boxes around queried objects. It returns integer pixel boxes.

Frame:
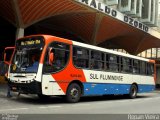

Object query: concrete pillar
[16,28,24,39]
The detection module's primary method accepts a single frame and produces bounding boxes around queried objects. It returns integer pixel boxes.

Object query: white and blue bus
[8,35,156,102]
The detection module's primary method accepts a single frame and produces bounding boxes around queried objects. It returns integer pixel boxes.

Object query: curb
[153,90,160,93]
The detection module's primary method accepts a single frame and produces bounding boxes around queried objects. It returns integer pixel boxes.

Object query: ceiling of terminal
[0,0,160,55]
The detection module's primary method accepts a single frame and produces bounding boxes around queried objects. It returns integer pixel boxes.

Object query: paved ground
[0,84,160,120]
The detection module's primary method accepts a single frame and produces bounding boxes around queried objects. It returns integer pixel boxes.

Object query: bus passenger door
[4,47,15,65]
[42,42,70,96]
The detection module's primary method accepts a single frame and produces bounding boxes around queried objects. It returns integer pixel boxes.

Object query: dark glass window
[147,63,154,76]
[90,51,104,70]
[140,61,146,75]
[121,57,132,73]
[73,47,89,69]
[11,48,41,73]
[43,42,70,73]
[107,54,119,72]
[133,60,140,74]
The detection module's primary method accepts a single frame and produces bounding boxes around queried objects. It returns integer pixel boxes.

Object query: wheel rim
[131,86,137,97]
[70,88,79,99]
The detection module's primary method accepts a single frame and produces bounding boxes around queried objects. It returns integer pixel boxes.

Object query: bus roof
[72,41,152,62]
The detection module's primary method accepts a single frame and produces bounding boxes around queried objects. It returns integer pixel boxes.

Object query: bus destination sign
[16,37,44,48]
[20,39,41,46]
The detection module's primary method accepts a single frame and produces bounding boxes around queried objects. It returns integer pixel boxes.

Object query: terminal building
[97,0,160,59]
[0,0,160,87]
[96,0,160,87]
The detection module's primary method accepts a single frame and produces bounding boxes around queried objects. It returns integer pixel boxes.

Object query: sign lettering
[78,0,149,33]
[90,73,123,81]
[20,40,41,46]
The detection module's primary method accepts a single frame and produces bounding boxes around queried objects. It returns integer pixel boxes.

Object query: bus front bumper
[9,81,42,94]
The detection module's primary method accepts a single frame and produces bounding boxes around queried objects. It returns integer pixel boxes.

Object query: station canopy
[0,0,160,55]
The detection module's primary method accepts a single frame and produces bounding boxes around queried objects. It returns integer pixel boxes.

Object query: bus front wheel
[129,84,138,99]
[66,83,81,103]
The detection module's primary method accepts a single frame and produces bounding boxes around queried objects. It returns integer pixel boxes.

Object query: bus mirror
[49,52,54,65]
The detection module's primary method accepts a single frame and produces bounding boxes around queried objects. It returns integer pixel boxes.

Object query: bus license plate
[12,87,17,90]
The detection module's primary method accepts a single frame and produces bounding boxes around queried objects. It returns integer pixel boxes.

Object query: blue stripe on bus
[138,85,155,93]
[83,83,155,96]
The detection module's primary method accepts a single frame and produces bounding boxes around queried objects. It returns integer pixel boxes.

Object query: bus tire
[66,83,81,103]
[129,84,138,99]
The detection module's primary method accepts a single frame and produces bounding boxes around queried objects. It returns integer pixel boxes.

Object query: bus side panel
[51,65,87,95]
[83,83,155,96]
[138,75,155,93]
[82,70,155,96]
[42,69,155,96]
[138,84,155,93]
[83,83,131,95]
[42,75,65,95]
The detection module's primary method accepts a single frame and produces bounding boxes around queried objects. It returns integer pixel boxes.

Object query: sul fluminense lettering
[90,73,123,81]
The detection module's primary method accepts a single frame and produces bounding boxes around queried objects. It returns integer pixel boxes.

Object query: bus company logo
[90,73,123,81]
[79,0,149,33]
[128,114,160,120]
[70,74,82,78]
[1,114,18,120]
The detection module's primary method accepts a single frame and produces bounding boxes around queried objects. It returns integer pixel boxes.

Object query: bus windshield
[10,36,44,73]
[11,48,42,73]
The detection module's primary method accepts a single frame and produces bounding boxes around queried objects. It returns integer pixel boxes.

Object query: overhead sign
[77,0,149,33]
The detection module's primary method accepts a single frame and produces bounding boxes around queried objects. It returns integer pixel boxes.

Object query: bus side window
[147,63,154,76]
[121,57,132,73]
[133,60,140,74]
[140,61,146,75]
[73,46,89,69]
[43,42,70,73]
[108,54,119,72]
[90,51,104,70]
[106,54,109,70]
